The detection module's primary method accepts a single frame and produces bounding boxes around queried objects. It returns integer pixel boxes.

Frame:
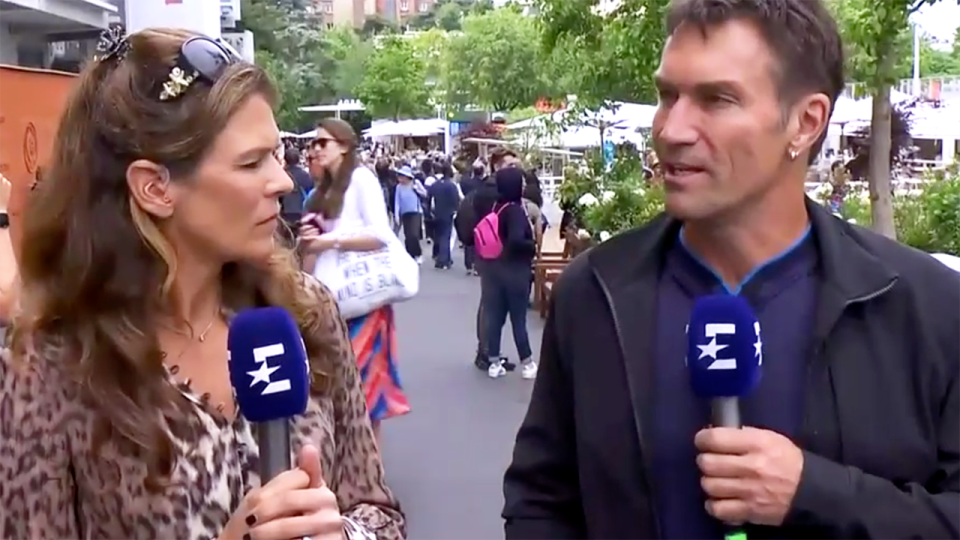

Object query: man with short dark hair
[503,0,959,538]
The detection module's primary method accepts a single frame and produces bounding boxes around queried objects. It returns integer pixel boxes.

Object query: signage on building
[126,0,222,38]
[221,0,241,27]
[222,31,255,63]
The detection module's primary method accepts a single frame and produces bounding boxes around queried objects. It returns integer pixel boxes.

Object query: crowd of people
[274,130,550,381]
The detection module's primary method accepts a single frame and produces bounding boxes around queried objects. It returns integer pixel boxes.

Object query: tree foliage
[535,0,670,106]
[241,0,336,130]
[355,36,431,119]
[441,8,545,111]
[829,0,954,239]
[323,26,374,99]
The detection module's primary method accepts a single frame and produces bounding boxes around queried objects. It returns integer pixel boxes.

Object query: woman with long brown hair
[0,27,404,540]
[300,118,411,438]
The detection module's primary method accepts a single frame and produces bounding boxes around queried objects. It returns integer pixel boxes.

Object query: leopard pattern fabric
[0,275,405,539]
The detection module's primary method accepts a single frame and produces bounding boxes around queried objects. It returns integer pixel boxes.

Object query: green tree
[832,0,952,239]
[918,35,960,76]
[468,0,495,15]
[355,36,431,119]
[241,0,335,130]
[407,10,437,29]
[410,28,449,83]
[435,2,464,31]
[324,26,374,99]
[440,8,544,111]
[361,15,399,38]
[535,0,670,106]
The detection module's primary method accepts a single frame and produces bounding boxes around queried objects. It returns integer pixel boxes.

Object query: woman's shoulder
[350,166,379,186]
[0,337,80,428]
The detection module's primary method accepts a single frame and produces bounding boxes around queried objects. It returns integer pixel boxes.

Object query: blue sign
[603,139,615,167]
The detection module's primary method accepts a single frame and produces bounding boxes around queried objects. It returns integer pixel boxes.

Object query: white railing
[540,174,563,201]
[844,76,960,100]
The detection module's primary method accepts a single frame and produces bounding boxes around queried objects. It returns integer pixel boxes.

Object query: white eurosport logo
[247,343,292,395]
[687,322,763,370]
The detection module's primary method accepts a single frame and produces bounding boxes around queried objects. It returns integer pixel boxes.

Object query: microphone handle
[710,398,748,540]
[257,419,292,482]
[710,396,741,429]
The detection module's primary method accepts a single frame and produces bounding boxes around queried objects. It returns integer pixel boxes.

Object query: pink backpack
[474,204,510,260]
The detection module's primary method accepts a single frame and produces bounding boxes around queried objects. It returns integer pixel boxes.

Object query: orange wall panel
[0,65,76,256]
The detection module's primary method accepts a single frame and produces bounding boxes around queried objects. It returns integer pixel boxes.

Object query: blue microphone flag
[228,307,310,423]
[686,294,762,398]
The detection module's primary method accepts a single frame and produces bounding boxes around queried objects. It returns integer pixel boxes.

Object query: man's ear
[786,92,831,158]
[126,160,175,218]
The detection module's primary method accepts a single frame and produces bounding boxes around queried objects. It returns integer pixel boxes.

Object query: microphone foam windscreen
[686,294,762,398]
[228,307,310,423]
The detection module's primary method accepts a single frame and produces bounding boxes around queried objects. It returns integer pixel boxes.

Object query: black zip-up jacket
[502,199,960,539]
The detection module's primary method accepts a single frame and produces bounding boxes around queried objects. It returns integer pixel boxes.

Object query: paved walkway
[379,247,543,539]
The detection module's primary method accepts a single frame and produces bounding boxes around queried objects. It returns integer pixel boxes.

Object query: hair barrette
[95,24,129,62]
[159,67,199,101]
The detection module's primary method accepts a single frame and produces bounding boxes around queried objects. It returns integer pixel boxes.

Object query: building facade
[312,0,434,28]
[0,0,117,69]
[375,0,434,22]
[314,0,365,28]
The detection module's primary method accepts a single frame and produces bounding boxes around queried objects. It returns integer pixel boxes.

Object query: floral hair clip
[159,67,199,101]
[95,24,129,62]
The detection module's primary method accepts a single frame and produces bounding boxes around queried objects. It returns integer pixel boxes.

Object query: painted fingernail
[245,514,257,526]
[242,534,252,540]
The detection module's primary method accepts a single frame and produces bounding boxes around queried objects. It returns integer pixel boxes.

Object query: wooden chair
[532,225,573,318]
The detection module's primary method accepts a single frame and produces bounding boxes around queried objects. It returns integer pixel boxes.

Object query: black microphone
[228,307,310,481]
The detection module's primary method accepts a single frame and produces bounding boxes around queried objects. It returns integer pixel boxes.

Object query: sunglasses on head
[160,36,242,100]
[181,36,242,82]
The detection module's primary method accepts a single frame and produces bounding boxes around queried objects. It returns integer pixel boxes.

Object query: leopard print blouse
[0,277,405,539]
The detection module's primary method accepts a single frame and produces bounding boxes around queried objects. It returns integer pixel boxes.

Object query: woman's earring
[788,149,799,161]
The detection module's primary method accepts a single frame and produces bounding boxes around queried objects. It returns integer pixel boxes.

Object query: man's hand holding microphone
[221,307,348,540]
[686,295,804,534]
[696,426,803,526]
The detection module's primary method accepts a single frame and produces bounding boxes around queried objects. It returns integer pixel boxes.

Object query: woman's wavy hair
[12,28,339,490]
[305,117,358,218]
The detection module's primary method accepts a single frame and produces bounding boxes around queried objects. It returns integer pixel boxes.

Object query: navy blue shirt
[428,178,461,222]
[651,228,819,539]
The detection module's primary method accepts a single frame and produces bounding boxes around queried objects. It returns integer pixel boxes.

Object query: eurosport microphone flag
[228,307,310,423]
[686,294,762,399]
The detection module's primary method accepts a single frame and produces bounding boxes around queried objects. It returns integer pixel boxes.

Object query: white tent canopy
[909,103,960,139]
[506,101,657,148]
[298,99,366,113]
[830,89,914,125]
[834,101,960,140]
[290,129,320,139]
[362,118,448,138]
[506,101,657,133]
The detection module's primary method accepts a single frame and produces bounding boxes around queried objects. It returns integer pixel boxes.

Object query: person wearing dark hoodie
[464,148,521,372]
[484,167,538,380]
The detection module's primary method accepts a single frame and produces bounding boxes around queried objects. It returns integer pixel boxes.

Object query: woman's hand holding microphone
[220,445,346,540]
